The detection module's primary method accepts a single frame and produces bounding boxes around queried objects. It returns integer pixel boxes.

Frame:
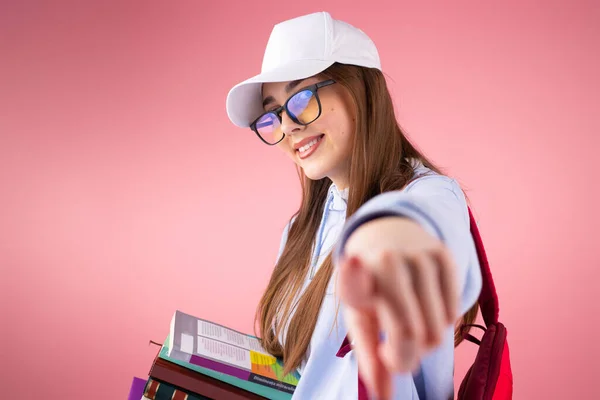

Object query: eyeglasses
[250,80,336,145]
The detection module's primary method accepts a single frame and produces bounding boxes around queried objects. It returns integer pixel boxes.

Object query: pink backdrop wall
[2,1,598,398]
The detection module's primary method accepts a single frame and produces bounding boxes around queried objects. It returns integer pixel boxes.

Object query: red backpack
[336,207,514,399]
[456,208,513,399]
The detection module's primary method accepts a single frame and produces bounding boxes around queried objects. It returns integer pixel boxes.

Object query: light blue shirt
[276,160,482,399]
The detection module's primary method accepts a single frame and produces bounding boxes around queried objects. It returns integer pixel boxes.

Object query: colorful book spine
[144,377,210,400]
[150,353,268,400]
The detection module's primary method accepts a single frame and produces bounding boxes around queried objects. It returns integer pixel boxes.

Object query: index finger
[338,256,391,400]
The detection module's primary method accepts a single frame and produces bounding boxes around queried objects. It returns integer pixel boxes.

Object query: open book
[162,310,301,400]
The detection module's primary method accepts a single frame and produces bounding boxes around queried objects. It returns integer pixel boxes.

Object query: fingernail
[346,255,360,269]
[344,256,366,284]
[340,256,375,310]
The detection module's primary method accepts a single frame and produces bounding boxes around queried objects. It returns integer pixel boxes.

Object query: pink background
[1,1,598,399]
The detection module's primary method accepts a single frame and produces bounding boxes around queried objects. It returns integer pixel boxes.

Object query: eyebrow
[262,79,306,108]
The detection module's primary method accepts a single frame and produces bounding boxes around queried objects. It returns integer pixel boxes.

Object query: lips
[296,134,324,160]
[293,135,324,151]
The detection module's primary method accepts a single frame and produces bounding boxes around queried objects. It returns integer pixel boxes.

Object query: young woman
[226,12,482,400]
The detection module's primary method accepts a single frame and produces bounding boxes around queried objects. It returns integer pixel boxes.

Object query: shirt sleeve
[333,174,482,316]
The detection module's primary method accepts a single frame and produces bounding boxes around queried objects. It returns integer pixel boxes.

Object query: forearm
[334,176,482,315]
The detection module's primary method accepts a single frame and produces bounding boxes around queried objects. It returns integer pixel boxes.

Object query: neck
[330,179,348,191]
[328,168,350,191]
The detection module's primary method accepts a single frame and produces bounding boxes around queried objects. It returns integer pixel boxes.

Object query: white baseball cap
[226,11,381,128]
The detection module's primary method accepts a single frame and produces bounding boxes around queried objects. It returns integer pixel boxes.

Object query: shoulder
[404,160,465,203]
[277,215,298,249]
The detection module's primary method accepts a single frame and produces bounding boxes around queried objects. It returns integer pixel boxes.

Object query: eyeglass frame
[249,79,337,146]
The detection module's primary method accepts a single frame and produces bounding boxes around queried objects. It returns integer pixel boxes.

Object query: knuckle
[428,328,443,346]
[378,249,394,263]
[415,252,433,270]
[404,251,420,265]
[406,319,425,341]
[436,246,454,267]
[378,250,396,272]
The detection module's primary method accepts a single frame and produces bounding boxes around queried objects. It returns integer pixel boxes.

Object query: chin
[301,167,329,182]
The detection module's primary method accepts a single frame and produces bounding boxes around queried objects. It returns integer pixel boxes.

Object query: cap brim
[226,59,335,128]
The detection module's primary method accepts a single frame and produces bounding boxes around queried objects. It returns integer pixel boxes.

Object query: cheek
[276,141,291,154]
[339,129,354,154]
[341,112,356,150]
[276,141,300,162]
[325,111,354,151]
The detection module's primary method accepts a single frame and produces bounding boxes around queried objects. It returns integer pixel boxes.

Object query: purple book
[128,376,147,400]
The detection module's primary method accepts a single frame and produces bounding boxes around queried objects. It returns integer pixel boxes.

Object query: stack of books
[137,310,300,400]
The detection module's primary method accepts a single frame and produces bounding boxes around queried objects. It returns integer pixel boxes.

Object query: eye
[299,90,312,99]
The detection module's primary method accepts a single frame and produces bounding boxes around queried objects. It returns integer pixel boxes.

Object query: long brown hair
[255,63,478,375]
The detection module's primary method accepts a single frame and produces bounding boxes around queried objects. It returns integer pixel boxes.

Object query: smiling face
[261,76,356,189]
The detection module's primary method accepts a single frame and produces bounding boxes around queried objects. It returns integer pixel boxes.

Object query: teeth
[299,137,320,153]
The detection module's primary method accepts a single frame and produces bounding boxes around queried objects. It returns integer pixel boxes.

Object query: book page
[169,310,301,389]
[197,319,269,354]
[196,336,252,370]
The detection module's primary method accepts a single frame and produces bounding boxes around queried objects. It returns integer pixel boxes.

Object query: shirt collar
[328,183,349,211]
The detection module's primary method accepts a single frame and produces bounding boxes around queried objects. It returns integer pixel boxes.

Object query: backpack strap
[406,171,500,326]
[467,207,499,327]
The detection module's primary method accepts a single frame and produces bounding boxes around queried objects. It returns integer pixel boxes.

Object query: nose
[280,112,304,136]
